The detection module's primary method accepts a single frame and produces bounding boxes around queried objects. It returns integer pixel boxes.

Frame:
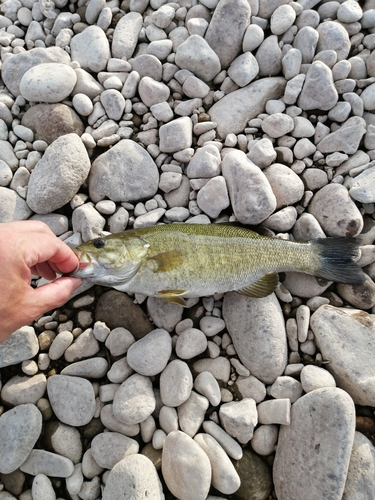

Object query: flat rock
[113,374,155,425]
[89,139,159,203]
[26,133,90,215]
[273,387,355,500]
[0,326,38,368]
[103,454,164,500]
[70,25,110,72]
[19,63,76,103]
[21,103,84,144]
[19,449,74,477]
[175,34,221,82]
[91,432,139,469]
[159,116,192,153]
[222,292,288,384]
[311,305,375,406]
[204,0,250,69]
[308,183,363,237]
[316,116,367,154]
[222,149,276,225]
[0,404,42,474]
[162,431,211,500]
[2,46,70,97]
[127,328,172,376]
[298,61,338,111]
[47,375,96,426]
[349,166,375,203]
[209,77,286,138]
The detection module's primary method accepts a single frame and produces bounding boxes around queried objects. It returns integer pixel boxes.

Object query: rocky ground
[1,0,375,498]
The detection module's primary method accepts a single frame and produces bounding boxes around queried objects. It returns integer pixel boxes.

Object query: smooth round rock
[70,25,110,72]
[175,34,221,82]
[162,431,211,500]
[175,328,207,359]
[19,63,76,103]
[0,404,42,474]
[113,374,155,425]
[160,359,193,407]
[264,163,304,209]
[127,328,172,376]
[47,375,96,426]
[91,432,139,469]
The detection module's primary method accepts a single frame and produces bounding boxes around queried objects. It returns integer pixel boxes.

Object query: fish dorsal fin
[146,250,184,273]
[156,289,188,307]
[238,272,279,298]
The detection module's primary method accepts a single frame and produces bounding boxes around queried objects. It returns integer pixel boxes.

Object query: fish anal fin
[146,251,184,273]
[156,289,188,307]
[238,272,279,298]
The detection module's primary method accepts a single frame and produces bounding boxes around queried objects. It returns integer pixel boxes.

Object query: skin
[0,221,82,343]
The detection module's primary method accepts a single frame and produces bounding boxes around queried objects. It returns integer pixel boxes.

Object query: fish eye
[93,238,106,249]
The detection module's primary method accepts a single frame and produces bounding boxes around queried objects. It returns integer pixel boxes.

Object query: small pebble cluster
[1,0,375,499]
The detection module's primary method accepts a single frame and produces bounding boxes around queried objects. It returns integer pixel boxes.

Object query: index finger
[24,234,79,274]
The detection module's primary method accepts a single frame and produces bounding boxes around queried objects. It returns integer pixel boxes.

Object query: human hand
[0,221,82,342]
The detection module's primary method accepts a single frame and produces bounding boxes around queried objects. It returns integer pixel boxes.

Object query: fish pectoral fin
[156,289,188,307]
[146,250,184,273]
[238,272,279,298]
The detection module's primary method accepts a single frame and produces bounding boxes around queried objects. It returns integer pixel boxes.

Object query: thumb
[30,277,83,314]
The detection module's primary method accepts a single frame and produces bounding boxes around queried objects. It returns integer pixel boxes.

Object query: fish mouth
[66,249,93,277]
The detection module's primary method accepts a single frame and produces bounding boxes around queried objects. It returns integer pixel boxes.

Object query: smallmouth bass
[69,223,366,306]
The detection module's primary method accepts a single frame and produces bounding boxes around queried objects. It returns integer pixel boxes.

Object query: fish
[68,223,366,306]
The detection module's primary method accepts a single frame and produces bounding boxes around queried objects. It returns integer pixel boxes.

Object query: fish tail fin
[312,237,366,285]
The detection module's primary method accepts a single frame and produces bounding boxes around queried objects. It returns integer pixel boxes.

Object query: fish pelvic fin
[238,272,279,298]
[156,290,188,307]
[313,237,366,285]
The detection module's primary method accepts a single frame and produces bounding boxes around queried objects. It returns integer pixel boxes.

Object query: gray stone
[343,432,375,500]
[159,116,192,153]
[193,371,221,406]
[273,388,355,500]
[349,166,375,203]
[256,35,283,77]
[2,46,70,97]
[64,328,100,362]
[26,133,90,215]
[47,375,96,426]
[257,398,291,425]
[175,34,221,82]
[219,398,257,444]
[196,176,230,219]
[1,373,47,406]
[192,357,231,384]
[317,116,367,155]
[202,420,243,460]
[186,145,221,178]
[103,454,163,500]
[204,0,250,69]
[91,432,139,469]
[308,183,363,237]
[316,20,351,61]
[20,449,74,477]
[298,61,338,111]
[31,474,55,500]
[100,404,140,436]
[19,63,76,103]
[223,292,288,384]
[138,76,170,107]
[178,391,209,437]
[0,326,38,368]
[0,187,32,223]
[112,12,143,59]
[0,404,42,474]
[127,328,172,376]
[261,112,294,138]
[251,424,279,456]
[160,359,193,407]
[162,431,211,500]
[175,328,208,360]
[113,374,155,424]
[194,433,241,495]
[60,358,108,378]
[311,306,375,406]
[209,77,286,138]
[45,421,82,464]
[222,149,276,225]
[89,139,159,203]
[146,297,183,333]
[70,26,110,72]
[300,365,336,393]
[264,163,304,209]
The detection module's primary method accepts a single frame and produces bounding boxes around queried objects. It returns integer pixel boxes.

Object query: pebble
[159,116,192,153]
[147,297,183,332]
[178,391,209,437]
[1,373,46,406]
[193,371,221,406]
[269,376,303,403]
[20,450,74,477]
[311,305,375,406]
[100,404,140,436]
[26,133,90,215]
[186,144,221,178]
[20,63,76,103]
[223,292,287,384]
[89,139,159,203]
[47,375,96,426]
[219,398,257,444]
[126,328,172,376]
[202,420,243,460]
[31,474,56,500]
[194,433,241,495]
[175,328,207,359]
[162,431,211,500]
[317,116,367,154]
[91,432,139,469]
[192,357,231,384]
[273,388,355,500]
[257,398,291,425]
[0,404,42,474]
[175,34,221,82]
[113,374,155,425]
[300,365,336,393]
[0,326,38,368]
[60,358,108,378]
[234,448,273,500]
[209,77,286,137]
[298,61,338,111]
[70,26,110,73]
[234,375,266,403]
[64,328,99,362]
[227,51,259,87]
[343,431,375,499]
[196,176,230,218]
[251,424,279,456]
[264,163,304,208]
[349,165,375,203]
[222,149,276,225]
[160,359,193,407]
